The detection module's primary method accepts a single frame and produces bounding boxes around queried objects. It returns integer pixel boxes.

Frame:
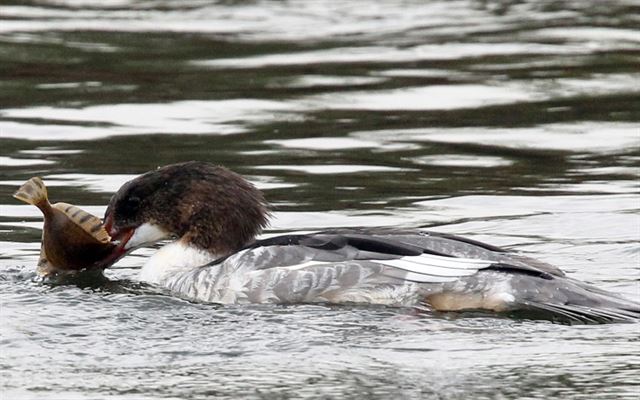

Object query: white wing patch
[263,252,494,284]
[378,253,493,283]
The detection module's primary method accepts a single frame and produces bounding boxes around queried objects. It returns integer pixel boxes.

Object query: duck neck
[139,239,218,285]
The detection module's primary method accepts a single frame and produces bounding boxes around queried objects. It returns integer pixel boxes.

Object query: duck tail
[521,279,640,324]
[13,177,50,211]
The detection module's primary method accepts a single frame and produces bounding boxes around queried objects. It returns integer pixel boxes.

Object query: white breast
[139,241,217,285]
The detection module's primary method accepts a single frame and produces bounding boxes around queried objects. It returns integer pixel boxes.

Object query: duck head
[101,161,270,267]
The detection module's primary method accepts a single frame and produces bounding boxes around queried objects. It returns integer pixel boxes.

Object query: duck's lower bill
[93,228,134,269]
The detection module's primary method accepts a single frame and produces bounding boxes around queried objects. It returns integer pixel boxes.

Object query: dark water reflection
[1,1,639,399]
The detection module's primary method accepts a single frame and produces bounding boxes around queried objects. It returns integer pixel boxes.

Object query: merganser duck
[101,161,639,323]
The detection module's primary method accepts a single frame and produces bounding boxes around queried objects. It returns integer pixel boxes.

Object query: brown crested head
[104,161,270,256]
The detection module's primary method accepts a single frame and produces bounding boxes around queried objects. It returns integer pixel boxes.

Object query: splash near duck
[13,177,115,276]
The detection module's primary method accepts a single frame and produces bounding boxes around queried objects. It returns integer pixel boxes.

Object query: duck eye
[126,196,141,209]
[117,195,141,217]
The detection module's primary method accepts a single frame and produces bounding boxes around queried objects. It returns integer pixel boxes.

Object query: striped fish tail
[13,177,50,210]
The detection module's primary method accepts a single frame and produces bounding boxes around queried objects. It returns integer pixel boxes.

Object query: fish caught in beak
[98,212,170,268]
[14,177,117,276]
[93,222,134,270]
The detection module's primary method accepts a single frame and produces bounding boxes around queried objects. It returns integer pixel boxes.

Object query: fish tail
[13,177,50,210]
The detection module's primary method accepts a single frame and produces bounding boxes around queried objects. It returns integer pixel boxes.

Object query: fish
[13,177,115,276]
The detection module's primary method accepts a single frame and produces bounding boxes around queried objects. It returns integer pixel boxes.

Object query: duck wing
[196,231,556,298]
[233,231,557,280]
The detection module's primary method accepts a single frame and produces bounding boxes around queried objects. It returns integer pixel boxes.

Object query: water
[1,0,639,398]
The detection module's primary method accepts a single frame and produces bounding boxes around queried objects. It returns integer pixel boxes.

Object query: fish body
[13,177,115,276]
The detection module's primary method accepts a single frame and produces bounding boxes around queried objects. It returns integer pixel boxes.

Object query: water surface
[1,1,639,399]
